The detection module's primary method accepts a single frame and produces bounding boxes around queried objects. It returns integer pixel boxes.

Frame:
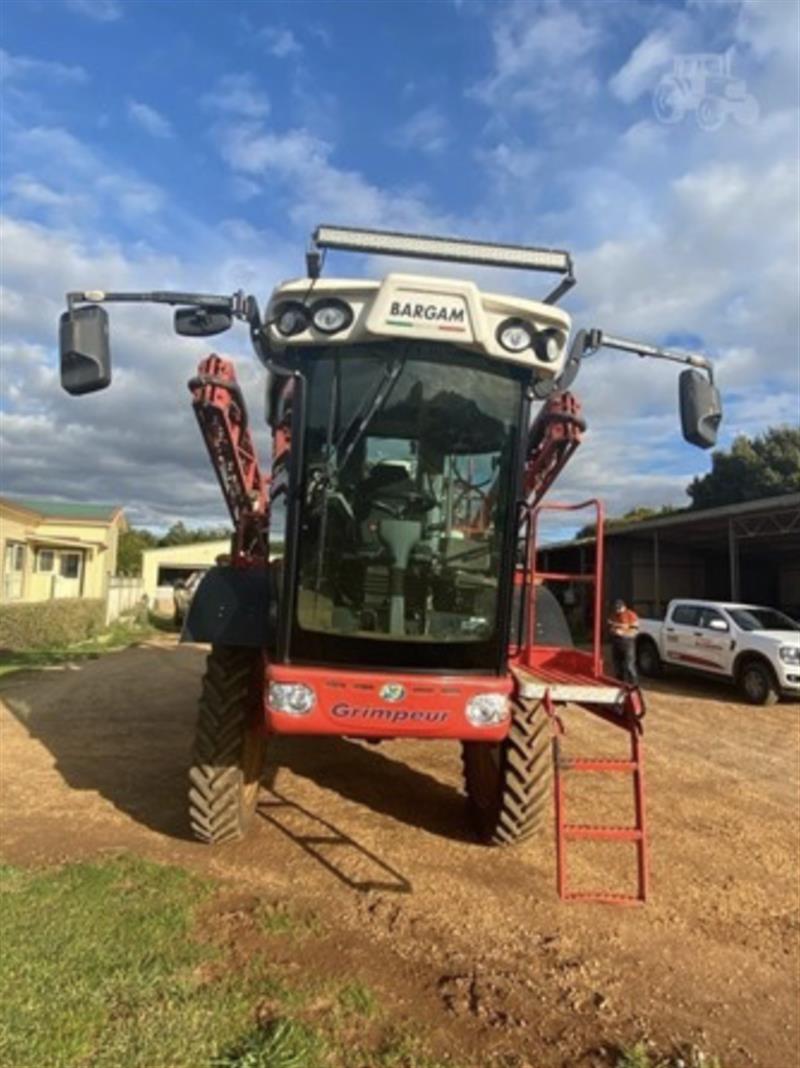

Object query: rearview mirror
[175,306,232,337]
[60,305,111,395]
[679,369,722,449]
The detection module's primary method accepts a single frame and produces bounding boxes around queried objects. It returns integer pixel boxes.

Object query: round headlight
[465,693,510,727]
[273,301,309,337]
[497,318,534,354]
[310,298,353,335]
[533,328,561,364]
[268,682,316,715]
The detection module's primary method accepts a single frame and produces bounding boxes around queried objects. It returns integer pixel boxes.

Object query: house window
[38,549,55,573]
[12,544,25,571]
[60,553,81,579]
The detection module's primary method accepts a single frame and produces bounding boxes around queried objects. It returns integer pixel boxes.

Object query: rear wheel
[738,658,780,707]
[189,645,267,844]
[462,696,552,845]
[637,637,663,678]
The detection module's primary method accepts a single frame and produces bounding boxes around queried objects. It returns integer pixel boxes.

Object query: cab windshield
[295,345,522,646]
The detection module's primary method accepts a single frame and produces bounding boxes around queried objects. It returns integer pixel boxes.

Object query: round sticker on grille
[379,683,405,702]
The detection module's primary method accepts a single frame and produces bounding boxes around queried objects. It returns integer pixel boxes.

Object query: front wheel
[188,646,267,844]
[637,637,663,678]
[738,659,780,707]
[462,696,552,845]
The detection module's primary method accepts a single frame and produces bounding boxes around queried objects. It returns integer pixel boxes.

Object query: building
[539,493,800,623]
[0,496,126,603]
[141,539,230,612]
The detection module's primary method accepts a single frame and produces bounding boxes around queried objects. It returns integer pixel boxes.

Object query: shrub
[0,598,105,652]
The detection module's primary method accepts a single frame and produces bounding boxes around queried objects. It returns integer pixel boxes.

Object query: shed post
[728,518,740,600]
[653,531,661,617]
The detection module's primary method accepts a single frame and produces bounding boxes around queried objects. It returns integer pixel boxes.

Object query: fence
[105,576,145,625]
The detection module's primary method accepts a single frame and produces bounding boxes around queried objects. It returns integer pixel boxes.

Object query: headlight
[268,682,316,715]
[497,318,534,354]
[779,645,800,665]
[465,693,510,727]
[310,298,353,334]
[533,328,561,363]
[273,301,309,337]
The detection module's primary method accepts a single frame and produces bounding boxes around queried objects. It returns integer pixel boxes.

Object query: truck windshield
[295,345,522,645]
[728,608,799,632]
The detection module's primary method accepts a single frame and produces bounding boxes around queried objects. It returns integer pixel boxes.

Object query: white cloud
[127,99,173,139]
[4,125,166,227]
[391,107,450,155]
[215,121,450,232]
[609,29,676,104]
[64,0,123,21]
[0,48,88,84]
[259,26,302,59]
[202,73,270,119]
[470,0,602,113]
[0,214,277,528]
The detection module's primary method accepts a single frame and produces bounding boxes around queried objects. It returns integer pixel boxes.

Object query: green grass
[616,1043,724,1068]
[0,855,461,1068]
[0,617,155,677]
[336,980,378,1019]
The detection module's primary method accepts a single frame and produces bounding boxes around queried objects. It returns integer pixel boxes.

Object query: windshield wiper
[312,357,405,597]
[334,357,405,473]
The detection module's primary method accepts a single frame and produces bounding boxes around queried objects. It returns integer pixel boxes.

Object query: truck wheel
[462,696,552,845]
[188,646,267,844]
[637,637,663,678]
[738,659,780,707]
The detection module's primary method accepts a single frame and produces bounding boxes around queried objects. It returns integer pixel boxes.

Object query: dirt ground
[1,639,798,1068]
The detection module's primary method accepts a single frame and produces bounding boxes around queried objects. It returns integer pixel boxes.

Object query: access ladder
[515,499,649,905]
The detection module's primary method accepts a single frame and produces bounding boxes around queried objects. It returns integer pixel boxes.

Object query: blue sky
[1,0,798,531]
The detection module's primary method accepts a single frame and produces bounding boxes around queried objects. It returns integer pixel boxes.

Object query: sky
[1,0,798,535]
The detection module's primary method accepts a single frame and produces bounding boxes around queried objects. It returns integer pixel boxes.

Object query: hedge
[0,598,105,652]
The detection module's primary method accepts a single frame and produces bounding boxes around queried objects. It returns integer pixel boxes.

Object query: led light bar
[313,224,572,275]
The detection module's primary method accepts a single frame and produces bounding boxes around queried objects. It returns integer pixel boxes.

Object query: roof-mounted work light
[310,224,575,304]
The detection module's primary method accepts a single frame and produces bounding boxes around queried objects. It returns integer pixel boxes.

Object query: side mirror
[175,306,232,337]
[708,618,728,632]
[60,305,111,396]
[679,369,722,449]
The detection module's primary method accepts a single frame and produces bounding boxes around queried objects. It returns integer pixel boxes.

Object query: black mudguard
[181,565,272,647]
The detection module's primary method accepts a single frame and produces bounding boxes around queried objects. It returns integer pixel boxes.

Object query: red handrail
[523,499,605,676]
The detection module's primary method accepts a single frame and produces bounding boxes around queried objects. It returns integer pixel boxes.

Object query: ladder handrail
[523,499,605,676]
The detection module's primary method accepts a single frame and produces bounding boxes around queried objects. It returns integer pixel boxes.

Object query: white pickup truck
[637,599,800,705]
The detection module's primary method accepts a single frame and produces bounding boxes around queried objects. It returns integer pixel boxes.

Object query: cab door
[692,605,733,674]
[662,603,701,665]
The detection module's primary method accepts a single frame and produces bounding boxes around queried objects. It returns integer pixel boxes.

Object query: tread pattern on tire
[188,646,264,844]
[463,695,553,846]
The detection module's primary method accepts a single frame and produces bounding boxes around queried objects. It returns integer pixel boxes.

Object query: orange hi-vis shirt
[609,608,639,637]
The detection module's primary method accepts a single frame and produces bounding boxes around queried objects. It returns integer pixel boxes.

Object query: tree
[687,425,800,510]
[116,528,157,576]
[116,523,231,575]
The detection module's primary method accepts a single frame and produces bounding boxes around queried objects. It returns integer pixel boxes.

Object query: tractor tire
[637,637,663,678]
[737,657,780,707]
[188,645,267,844]
[462,696,553,845]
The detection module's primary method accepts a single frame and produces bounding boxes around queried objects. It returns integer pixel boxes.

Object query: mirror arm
[590,330,715,384]
[66,288,260,323]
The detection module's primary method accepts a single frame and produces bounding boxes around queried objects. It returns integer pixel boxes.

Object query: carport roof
[541,493,800,553]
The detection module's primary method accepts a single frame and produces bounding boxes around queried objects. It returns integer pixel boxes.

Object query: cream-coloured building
[0,496,126,603]
[141,539,230,611]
